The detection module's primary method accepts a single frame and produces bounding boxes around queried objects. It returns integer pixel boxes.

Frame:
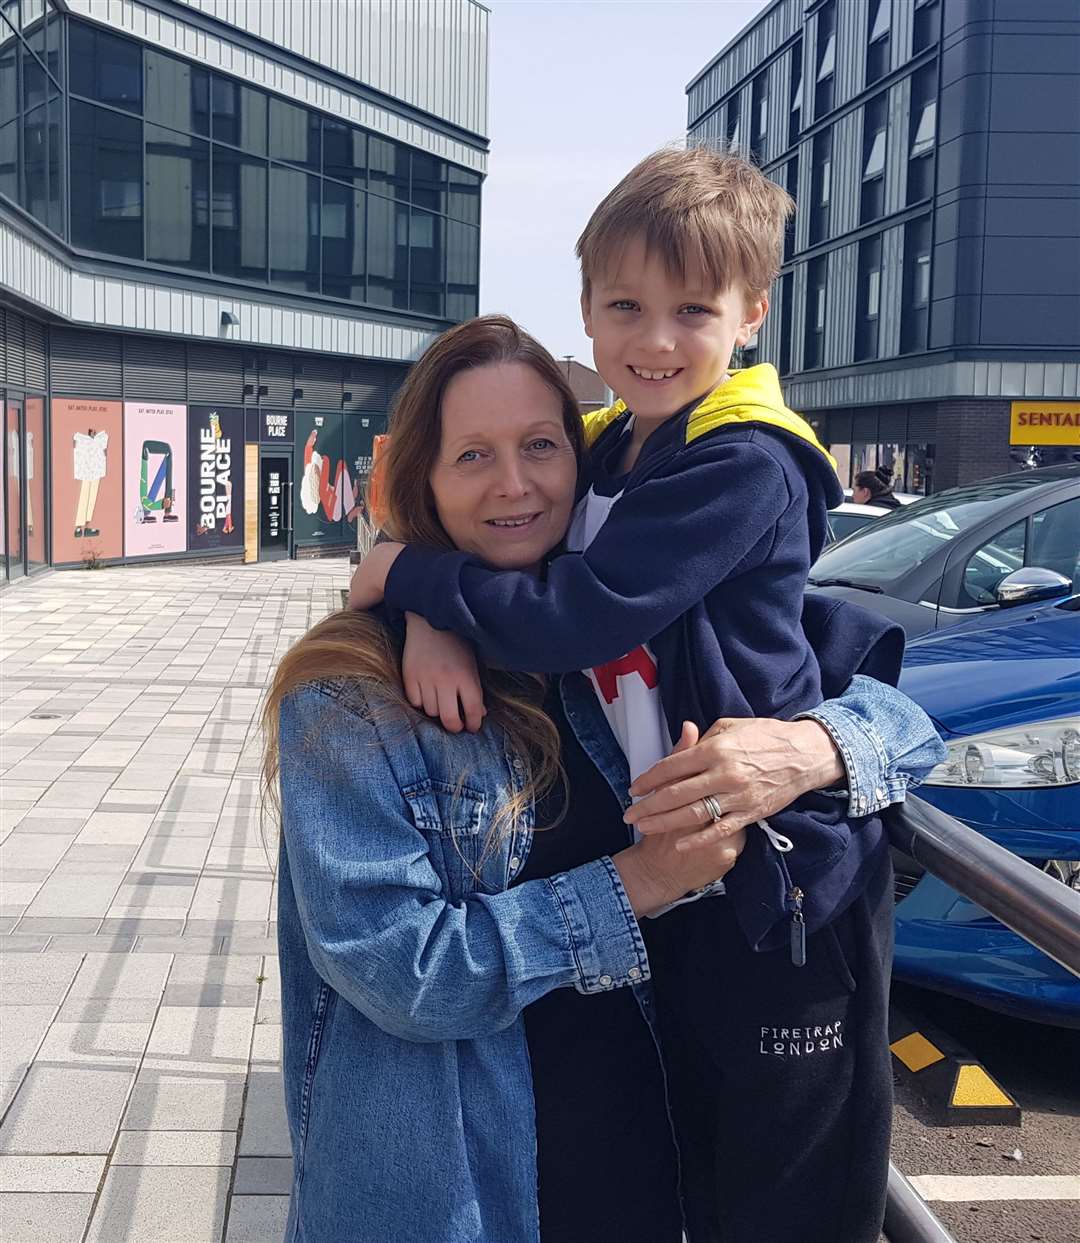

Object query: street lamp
[563,355,573,383]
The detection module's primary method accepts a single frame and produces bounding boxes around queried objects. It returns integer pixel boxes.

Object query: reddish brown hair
[576,145,795,302]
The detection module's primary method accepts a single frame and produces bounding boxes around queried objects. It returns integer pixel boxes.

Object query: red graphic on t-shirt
[592,646,659,704]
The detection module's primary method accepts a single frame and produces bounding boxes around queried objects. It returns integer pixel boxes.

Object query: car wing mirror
[995,567,1073,608]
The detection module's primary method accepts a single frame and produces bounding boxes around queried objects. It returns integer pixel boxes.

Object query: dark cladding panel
[257,352,293,406]
[4,308,25,387]
[294,356,341,409]
[124,336,187,402]
[50,327,122,396]
[342,360,388,413]
[188,343,245,404]
[24,318,46,391]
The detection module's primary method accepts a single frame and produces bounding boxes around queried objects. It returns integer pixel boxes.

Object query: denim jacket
[277,673,943,1242]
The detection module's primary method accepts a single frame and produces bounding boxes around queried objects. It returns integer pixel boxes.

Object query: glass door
[5,395,25,580]
[259,453,291,560]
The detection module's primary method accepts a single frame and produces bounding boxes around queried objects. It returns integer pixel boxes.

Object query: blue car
[895,594,1080,1027]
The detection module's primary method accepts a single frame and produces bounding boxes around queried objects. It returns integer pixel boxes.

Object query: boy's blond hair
[576,145,794,303]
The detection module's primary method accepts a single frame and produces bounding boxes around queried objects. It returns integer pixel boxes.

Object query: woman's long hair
[262,316,587,849]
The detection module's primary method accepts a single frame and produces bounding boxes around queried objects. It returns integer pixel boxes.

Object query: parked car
[895,593,1080,1027]
[809,464,1080,638]
[827,491,918,543]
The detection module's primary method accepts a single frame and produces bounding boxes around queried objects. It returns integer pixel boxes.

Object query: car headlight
[925,718,1080,788]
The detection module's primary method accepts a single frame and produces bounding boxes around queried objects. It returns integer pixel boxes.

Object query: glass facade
[0,6,481,320]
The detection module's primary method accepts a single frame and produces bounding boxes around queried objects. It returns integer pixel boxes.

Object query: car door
[936,492,1080,627]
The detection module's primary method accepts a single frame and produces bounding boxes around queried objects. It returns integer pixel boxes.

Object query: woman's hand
[614,723,747,917]
[403,613,486,733]
[623,716,844,853]
[347,541,404,610]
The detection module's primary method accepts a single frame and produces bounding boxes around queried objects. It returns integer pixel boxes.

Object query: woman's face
[429,362,579,572]
[852,484,873,505]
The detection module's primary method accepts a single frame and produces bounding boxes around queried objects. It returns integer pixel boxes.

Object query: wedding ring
[701,794,724,822]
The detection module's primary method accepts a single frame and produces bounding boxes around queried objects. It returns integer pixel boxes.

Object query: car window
[1029,496,1080,590]
[812,494,1010,589]
[828,511,875,542]
[958,520,1026,607]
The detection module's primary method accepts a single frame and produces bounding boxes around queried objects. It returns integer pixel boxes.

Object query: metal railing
[882,795,1080,1243]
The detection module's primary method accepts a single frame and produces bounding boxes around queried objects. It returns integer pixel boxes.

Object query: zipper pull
[789,886,806,968]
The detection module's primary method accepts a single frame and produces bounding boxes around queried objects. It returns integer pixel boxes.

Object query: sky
[479,0,766,369]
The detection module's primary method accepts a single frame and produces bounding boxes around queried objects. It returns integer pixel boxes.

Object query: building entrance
[259,455,291,561]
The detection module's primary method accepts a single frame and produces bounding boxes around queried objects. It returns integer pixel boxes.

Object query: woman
[266,317,943,1242]
[853,465,902,508]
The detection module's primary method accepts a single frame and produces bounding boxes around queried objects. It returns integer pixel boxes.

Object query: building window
[783,155,799,260]
[448,165,482,226]
[211,146,267,281]
[367,193,409,309]
[146,50,208,137]
[211,77,267,155]
[804,256,827,369]
[446,218,479,319]
[866,0,891,86]
[907,63,936,204]
[855,235,882,361]
[68,21,141,114]
[270,165,320,292]
[409,207,444,316]
[69,100,143,258]
[322,180,366,301]
[270,97,320,171]
[778,270,793,376]
[913,0,940,55]
[860,94,887,223]
[726,90,742,153]
[411,152,447,213]
[900,215,931,353]
[323,118,366,186]
[145,124,209,270]
[750,72,768,164]
[810,127,831,245]
[369,134,410,201]
[815,0,836,118]
[788,38,803,147]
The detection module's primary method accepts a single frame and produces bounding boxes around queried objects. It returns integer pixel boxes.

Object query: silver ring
[701,794,724,822]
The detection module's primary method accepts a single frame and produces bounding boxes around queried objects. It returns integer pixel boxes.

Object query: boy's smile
[582,234,767,431]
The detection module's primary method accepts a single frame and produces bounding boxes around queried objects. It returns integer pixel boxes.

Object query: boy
[351,147,906,1241]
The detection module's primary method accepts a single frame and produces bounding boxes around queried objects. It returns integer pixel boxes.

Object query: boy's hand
[624,716,844,850]
[615,722,747,916]
[347,542,404,611]
[403,613,486,734]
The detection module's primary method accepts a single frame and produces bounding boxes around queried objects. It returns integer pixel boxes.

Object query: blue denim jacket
[277,673,943,1242]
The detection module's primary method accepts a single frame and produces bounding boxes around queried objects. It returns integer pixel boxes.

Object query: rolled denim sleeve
[796,674,947,817]
[279,688,649,1044]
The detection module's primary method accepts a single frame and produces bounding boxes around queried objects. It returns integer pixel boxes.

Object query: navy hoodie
[383,366,904,952]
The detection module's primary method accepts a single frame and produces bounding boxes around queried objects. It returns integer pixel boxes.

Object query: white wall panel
[0,217,436,363]
[66,0,487,169]
[160,0,489,137]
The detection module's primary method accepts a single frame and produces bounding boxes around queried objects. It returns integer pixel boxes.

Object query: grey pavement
[0,559,349,1242]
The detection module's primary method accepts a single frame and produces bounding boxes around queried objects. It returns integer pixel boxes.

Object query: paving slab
[0,1192,96,1242]
[84,1165,230,1243]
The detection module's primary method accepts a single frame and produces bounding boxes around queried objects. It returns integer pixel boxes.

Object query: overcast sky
[479,0,766,369]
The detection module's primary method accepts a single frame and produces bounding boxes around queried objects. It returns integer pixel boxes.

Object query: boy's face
[581,234,767,423]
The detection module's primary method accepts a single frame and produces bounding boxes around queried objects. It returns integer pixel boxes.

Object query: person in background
[853,465,902,508]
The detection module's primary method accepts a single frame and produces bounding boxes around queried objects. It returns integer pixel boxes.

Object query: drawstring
[758,819,794,853]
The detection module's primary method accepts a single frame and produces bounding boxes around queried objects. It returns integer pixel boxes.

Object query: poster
[294,411,354,545]
[24,397,46,569]
[51,399,126,565]
[123,403,188,557]
[188,406,244,551]
[343,413,384,535]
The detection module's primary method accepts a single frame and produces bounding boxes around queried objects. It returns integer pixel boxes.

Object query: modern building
[0,0,487,583]
[688,0,1080,495]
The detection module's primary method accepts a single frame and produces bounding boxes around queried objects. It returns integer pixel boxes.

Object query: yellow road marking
[890,1031,945,1073]
[950,1064,1015,1108]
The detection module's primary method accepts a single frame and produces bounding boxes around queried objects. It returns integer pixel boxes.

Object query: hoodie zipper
[788,886,807,968]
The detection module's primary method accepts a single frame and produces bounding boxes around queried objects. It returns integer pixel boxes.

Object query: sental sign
[1010,401,1080,447]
